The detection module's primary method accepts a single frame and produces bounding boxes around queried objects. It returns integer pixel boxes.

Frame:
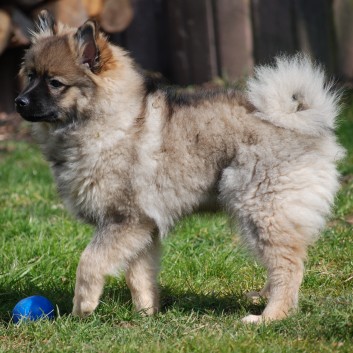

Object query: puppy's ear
[35,10,56,37]
[75,21,100,73]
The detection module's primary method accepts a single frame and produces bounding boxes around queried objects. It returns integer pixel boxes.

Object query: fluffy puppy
[15,11,345,323]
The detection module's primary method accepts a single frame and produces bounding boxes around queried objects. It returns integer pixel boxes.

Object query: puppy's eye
[27,73,35,82]
[49,79,64,89]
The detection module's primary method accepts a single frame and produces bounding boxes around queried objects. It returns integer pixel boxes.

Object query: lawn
[0,100,352,353]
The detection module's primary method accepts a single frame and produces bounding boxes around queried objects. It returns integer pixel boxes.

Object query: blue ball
[12,295,55,323]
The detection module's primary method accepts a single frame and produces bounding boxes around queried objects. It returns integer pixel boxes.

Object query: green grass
[0,102,352,353]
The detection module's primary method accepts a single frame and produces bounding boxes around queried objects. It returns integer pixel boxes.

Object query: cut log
[0,10,11,55]
[82,0,103,18]
[100,0,134,33]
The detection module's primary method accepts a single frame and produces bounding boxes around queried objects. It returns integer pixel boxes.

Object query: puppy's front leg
[125,235,161,315]
[72,221,155,317]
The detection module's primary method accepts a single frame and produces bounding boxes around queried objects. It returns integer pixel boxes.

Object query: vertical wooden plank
[124,0,168,73]
[183,0,218,84]
[333,0,353,81]
[0,48,23,113]
[166,0,217,85]
[295,0,336,74]
[214,0,253,81]
[108,32,125,48]
[165,0,191,85]
[251,0,297,65]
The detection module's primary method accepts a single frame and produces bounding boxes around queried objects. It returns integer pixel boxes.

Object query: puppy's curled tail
[247,54,340,136]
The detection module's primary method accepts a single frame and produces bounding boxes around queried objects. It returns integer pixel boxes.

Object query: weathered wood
[334,0,353,81]
[0,48,23,113]
[166,0,217,84]
[251,0,297,65]
[108,32,125,47]
[125,0,167,73]
[13,0,45,7]
[0,0,351,114]
[165,0,190,84]
[295,0,336,74]
[10,7,34,47]
[183,0,217,84]
[214,0,253,81]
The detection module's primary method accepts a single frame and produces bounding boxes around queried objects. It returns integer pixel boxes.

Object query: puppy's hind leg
[240,215,307,324]
[242,246,305,324]
[72,221,155,317]
[125,235,161,316]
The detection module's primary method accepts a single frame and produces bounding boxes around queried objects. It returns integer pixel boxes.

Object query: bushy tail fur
[247,54,340,136]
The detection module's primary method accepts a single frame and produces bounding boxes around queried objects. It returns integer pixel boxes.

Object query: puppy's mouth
[19,112,59,123]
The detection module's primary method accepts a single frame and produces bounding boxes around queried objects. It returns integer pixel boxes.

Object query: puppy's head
[15,10,115,124]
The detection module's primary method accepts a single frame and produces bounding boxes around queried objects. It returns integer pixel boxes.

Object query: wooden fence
[119,0,353,85]
[1,0,353,113]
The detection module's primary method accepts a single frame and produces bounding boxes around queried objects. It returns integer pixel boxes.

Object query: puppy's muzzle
[15,93,58,123]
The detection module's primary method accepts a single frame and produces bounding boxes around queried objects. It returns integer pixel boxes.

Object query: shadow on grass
[101,283,265,317]
[0,282,265,324]
[78,284,264,319]
[3,282,353,342]
[160,286,265,316]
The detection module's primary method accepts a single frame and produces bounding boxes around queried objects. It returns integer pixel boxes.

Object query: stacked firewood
[0,0,133,56]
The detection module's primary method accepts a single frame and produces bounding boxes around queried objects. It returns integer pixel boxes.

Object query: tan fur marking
[96,36,117,74]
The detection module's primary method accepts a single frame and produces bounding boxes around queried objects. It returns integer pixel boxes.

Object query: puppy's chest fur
[39,125,135,225]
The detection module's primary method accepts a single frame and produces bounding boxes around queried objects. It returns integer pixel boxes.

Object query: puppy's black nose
[15,96,30,107]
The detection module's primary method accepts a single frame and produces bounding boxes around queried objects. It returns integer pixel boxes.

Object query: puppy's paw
[241,314,264,324]
[72,297,98,317]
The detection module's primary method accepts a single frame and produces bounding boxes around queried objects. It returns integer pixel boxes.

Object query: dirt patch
[345,214,353,226]
[0,112,31,142]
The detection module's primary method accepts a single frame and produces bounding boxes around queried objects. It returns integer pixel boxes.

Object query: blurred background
[0,0,352,139]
